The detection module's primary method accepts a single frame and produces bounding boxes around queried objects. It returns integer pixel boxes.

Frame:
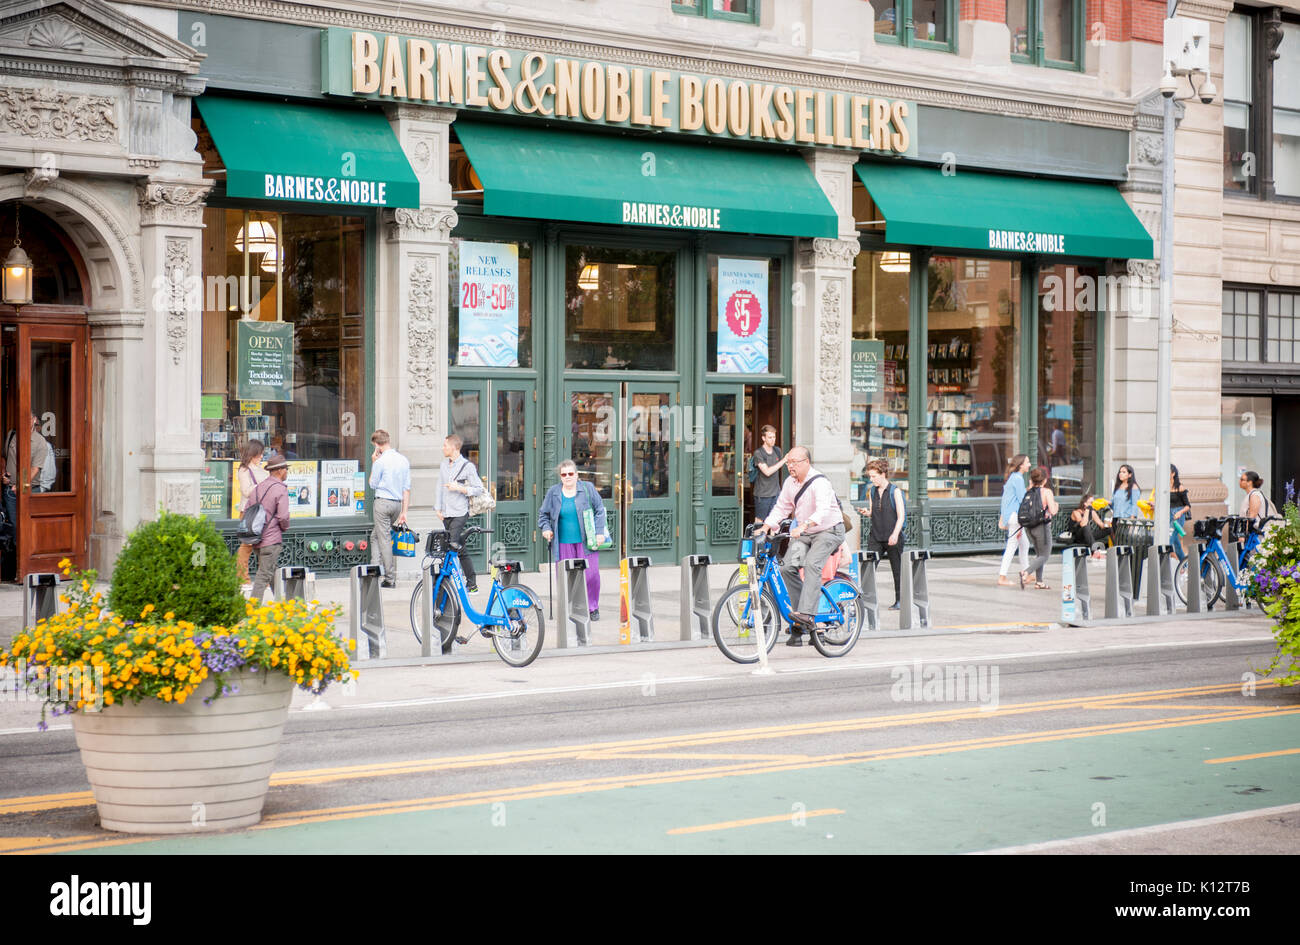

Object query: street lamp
[2,203,34,308]
[1153,6,1216,548]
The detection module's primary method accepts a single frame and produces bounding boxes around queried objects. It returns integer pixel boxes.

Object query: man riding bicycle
[757,445,845,646]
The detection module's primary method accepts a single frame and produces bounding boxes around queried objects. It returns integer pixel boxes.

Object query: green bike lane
[72,711,1300,855]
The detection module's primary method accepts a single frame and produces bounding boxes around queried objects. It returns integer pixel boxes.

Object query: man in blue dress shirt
[369,429,410,588]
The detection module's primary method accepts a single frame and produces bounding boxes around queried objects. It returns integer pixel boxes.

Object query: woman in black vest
[857,459,906,609]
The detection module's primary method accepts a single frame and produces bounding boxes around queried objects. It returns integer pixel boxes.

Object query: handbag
[453,459,496,516]
[391,526,418,558]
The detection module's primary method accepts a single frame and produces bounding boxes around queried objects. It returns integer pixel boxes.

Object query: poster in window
[457,241,519,367]
[320,459,361,517]
[200,461,230,520]
[235,321,294,402]
[285,461,319,518]
[717,258,769,374]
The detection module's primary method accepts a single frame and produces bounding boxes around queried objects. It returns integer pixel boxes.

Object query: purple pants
[555,541,601,610]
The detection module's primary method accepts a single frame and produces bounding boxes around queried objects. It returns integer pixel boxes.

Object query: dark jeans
[867,536,904,604]
[1072,522,1111,550]
[446,515,477,588]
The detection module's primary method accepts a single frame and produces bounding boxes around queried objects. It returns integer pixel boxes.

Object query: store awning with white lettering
[195,95,420,209]
[855,162,1153,259]
[455,121,838,238]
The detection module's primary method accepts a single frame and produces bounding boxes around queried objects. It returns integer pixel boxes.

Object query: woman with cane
[538,459,609,621]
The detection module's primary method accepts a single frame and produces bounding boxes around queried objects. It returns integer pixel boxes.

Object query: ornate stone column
[380,105,457,575]
[135,179,211,527]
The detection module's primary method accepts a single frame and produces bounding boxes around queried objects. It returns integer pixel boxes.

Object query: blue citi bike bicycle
[1174,514,1279,608]
[408,526,545,667]
[711,521,863,662]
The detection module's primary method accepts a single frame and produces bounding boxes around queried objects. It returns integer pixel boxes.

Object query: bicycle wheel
[1203,555,1227,608]
[411,578,461,652]
[1175,555,1223,607]
[712,585,781,664]
[724,565,749,622]
[493,586,545,668]
[809,577,862,658]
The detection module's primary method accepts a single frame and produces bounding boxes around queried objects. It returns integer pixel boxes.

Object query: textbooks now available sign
[236,320,294,402]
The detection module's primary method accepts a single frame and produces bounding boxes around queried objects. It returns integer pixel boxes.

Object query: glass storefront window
[448,238,533,368]
[1221,396,1272,511]
[926,255,1019,499]
[708,255,783,375]
[851,251,911,501]
[1037,264,1098,502]
[497,390,525,502]
[711,392,737,497]
[565,246,675,371]
[199,208,365,520]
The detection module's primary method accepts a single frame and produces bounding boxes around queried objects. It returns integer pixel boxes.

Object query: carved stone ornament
[0,86,118,142]
[1126,258,1159,285]
[1135,134,1163,166]
[164,237,191,366]
[412,137,434,172]
[137,182,208,226]
[800,237,860,270]
[406,257,438,436]
[26,18,85,52]
[817,280,845,434]
[23,165,58,197]
[387,207,458,242]
[164,480,195,515]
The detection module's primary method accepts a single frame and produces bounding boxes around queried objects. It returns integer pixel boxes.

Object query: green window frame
[1009,0,1083,71]
[671,0,759,25]
[873,0,959,53]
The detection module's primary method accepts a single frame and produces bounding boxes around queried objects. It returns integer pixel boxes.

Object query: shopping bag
[392,526,418,558]
[582,507,613,550]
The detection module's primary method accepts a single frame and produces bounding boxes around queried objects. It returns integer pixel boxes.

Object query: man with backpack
[246,452,291,603]
[857,459,907,610]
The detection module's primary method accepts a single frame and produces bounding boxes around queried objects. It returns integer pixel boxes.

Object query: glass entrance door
[704,385,745,559]
[448,380,540,572]
[565,382,680,566]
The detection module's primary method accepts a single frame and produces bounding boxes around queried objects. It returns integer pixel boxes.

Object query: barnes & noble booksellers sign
[322,29,918,154]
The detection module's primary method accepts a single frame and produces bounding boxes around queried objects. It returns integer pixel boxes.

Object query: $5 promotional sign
[717,258,769,374]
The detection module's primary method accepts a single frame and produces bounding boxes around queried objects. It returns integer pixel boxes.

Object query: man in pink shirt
[758,445,846,645]
[249,452,292,603]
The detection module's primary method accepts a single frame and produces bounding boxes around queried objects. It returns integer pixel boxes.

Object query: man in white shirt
[759,445,845,645]
[435,434,484,593]
[368,429,410,588]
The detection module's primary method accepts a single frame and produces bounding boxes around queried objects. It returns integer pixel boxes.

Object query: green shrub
[109,510,244,626]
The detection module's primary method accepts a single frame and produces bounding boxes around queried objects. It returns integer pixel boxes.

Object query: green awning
[456,121,838,238]
[195,96,419,209]
[855,162,1153,259]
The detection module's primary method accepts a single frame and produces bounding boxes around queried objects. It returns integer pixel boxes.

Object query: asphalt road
[3,629,1297,854]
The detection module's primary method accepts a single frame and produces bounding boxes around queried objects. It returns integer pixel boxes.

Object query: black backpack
[1018,486,1047,528]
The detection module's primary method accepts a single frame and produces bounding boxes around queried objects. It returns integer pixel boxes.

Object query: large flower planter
[70,668,294,834]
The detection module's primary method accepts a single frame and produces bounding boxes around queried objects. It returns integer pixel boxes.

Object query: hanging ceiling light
[235,220,277,254]
[878,252,910,273]
[577,264,600,291]
[2,204,34,307]
[259,244,279,274]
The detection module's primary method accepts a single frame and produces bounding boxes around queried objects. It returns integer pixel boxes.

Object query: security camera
[1199,78,1218,105]
[1159,71,1178,99]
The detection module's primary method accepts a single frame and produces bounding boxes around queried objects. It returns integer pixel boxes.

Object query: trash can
[1111,517,1154,594]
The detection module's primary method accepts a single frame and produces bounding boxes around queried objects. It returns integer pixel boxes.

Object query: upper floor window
[1223,286,1300,364]
[874,0,957,52]
[1008,0,1082,69]
[1224,7,1300,200]
[672,0,758,24]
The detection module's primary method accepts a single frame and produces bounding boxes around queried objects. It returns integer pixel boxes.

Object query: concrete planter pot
[70,668,294,834]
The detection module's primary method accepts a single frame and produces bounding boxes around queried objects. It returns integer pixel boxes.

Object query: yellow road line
[1204,747,1300,765]
[667,808,844,835]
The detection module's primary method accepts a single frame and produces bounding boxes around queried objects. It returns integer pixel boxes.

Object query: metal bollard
[348,564,387,659]
[23,573,59,628]
[679,554,713,641]
[1105,546,1135,619]
[555,558,592,648]
[898,550,931,630]
[1185,541,1205,613]
[1145,545,1176,616]
[853,550,881,632]
[621,555,655,644]
[418,556,457,659]
[1060,547,1091,623]
[275,566,308,602]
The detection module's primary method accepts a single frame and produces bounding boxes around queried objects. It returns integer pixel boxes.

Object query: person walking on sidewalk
[368,429,410,588]
[234,440,268,585]
[1020,466,1059,590]
[435,434,483,593]
[249,453,291,604]
[538,459,609,621]
[750,424,785,524]
[997,454,1030,586]
[857,459,906,609]
[760,446,845,646]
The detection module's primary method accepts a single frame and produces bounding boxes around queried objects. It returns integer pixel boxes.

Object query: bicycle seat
[496,560,523,573]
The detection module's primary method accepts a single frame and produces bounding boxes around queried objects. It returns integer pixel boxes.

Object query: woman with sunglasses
[538,459,609,621]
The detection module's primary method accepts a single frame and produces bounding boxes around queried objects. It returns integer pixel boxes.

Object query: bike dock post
[555,558,592,648]
[1105,546,1135,619]
[1060,547,1091,624]
[349,564,387,659]
[898,550,931,630]
[679,554,713,641]
[1221,539,1245,611]
[1185,541,1205,613]
[1145,545,1176,615]
[275,566,307,602]
[853,550,881,632]
[621,555,654,643]
[418,556,454,658]
[23,573,58,629]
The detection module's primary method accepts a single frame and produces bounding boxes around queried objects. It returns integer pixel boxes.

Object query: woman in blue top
[1111,465,1140,518]
[997,454,1031,586]
[538,459,609,621]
